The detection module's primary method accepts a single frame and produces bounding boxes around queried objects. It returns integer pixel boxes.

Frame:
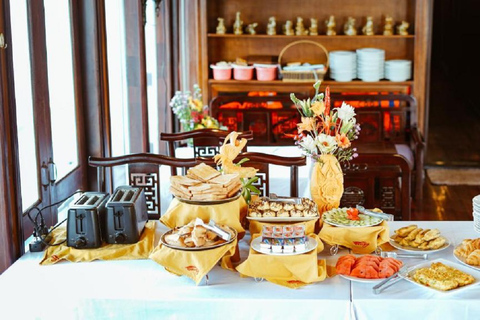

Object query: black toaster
[66,192,110,249]
[104,186,148,244]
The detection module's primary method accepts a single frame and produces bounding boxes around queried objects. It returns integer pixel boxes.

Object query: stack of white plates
[329,51,357,82]
[385,60,412,81]
[356,48,385,82]
[473,195,480,233]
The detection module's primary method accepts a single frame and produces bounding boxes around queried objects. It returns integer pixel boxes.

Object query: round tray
[175,190,242,205]
[453,244,480,272]
[160,226,237,251]
[250,236,317,256]
[322,208,383,228]
[388,237,450,253]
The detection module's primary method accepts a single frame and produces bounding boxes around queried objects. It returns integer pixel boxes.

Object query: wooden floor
[412,53,480,221]
[411,181,480,221]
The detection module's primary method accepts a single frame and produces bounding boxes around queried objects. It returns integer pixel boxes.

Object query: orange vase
[310,154,344,215]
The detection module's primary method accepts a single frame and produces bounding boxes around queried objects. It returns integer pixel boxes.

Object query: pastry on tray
[248,197,319,218]
[411,262,475,291]
[391,225,447,250]
[454,238,480,266]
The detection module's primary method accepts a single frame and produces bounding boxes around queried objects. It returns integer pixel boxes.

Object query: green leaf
[236,158,250,166]
[248,185,261,194]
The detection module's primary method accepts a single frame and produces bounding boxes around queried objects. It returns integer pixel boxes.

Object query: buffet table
[0,221,479,320]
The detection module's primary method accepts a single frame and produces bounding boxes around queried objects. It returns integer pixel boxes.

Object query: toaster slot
[114,210,123,230]
[113,190,124,202]
[76,212,85,234]
[86,196,99,206]
[122,190,134,202]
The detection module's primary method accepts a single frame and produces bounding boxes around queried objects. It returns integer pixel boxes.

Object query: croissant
[466,249,480,266]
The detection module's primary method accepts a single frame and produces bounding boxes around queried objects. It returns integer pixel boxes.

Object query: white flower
[299,135,317,153]
[336,102,356,121]
[316,134,337,154]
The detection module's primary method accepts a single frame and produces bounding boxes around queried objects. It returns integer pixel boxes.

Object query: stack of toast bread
[170,163,242,201]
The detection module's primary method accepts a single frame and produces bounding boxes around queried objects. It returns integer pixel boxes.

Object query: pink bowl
[210,65,232,80]
[233,65,254,80]
[255,66,277,81]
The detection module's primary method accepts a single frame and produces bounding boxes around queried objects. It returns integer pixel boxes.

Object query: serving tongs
[194,218,232,241]
[269,193,302,205]
[372,265,414,294]
[356,205,394,221]
[377,251,429,260]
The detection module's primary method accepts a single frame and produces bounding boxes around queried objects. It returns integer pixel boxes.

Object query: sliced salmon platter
[336,254,403,282]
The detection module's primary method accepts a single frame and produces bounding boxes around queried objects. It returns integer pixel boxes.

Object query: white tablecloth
[0,221,350,320]
[351,221,480,320]
[1,221,479,320]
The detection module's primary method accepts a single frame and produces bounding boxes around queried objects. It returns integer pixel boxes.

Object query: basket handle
[278,40,329,70]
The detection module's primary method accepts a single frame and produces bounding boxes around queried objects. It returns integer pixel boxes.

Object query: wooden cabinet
[198,0,432,138]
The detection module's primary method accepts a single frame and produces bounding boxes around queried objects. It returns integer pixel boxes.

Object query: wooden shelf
[209,79,413,86]
[208,34,415,39]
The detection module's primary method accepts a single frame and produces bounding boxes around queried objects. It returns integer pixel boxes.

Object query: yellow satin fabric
[149,239,238,285]
[160,197,247,238]
[40,220,156,265]
[318,221,390,254]
[236,234,327,289]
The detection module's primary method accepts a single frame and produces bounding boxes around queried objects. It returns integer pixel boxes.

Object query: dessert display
[169,163,242,202]
[251,224,317,255]
[390,225,448,251]
[336,254,403,279]
[411,262,475,291]
[322,207,383,227]
[260,225,306,253]
[454,238,480,266]
[248,197,319,220]
[162,218,236,250]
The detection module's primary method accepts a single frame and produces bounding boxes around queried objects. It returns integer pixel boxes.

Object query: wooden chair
[330,93,425,200]
[88,153,215,219]
[160,128,253,175]
[232,152,307,197]
[341,153,412,221]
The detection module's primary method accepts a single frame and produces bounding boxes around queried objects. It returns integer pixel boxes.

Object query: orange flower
[310,101,325,116]
[297,117,315,132]
[321,117,334,135]
[336,133,351,148]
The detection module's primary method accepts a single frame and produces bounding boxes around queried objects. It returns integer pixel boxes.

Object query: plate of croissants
[454,238,480,270]
[161,220,237,251]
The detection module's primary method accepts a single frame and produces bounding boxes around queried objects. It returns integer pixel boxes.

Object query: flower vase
[310,154,344,215]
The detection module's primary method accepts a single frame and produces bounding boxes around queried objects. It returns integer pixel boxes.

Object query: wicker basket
[278,40,329,82]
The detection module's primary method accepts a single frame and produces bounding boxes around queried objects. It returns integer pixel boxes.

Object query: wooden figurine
[344,17,357,36]
[233,11,243,35]
[325,15,336,36]
[397,21,409,35]
[362,16,374,35]
[309,18,318,36]
[267,16,277,35]
[216,17,226,34]
[295,17,309,35]
[383,15,394,35]
[283,20,294,36]
[245,22,258,35]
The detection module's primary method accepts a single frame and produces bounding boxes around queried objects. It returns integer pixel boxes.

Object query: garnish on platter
[346,208,359,221]
[322,207,383,227]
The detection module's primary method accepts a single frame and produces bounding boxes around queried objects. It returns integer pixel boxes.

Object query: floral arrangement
[290,81,361,163]
[170,84,223,131]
